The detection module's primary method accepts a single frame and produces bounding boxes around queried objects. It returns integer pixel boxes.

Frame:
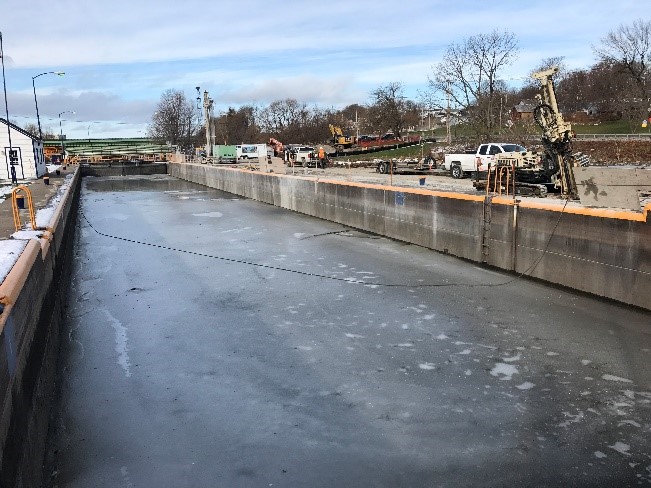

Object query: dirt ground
[572,140,651,165]
[255,155,650,210]
[265,157,515,196]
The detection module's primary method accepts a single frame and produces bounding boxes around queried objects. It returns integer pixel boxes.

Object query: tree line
[149,18,651,147]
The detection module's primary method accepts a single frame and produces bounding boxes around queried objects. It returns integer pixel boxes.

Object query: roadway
[45,174,651,487]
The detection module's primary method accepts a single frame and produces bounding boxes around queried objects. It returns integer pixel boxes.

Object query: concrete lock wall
[0,168,81,488]
[168,162,651,311]
[80,162,168,177]
[0,163,646,487]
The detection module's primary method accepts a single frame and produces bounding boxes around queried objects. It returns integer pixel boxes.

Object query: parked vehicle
[214,145,237,163]
[236,144,268,162]
[375,157,437,175]
[285,146,316,167]
[442,143,532,179]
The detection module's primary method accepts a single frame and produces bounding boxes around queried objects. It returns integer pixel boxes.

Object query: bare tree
[530,57,568,79]
[149,89,199,147]
[594,19,651,125]
[22,122,39,138]
[257,98,309,142]
[402,100,421,132]
[22,122,56,139]
[594,19,651,97]
[214,106,260,145]
[367,82,407,137]
[430,30,519,137]
[256,99,334,144]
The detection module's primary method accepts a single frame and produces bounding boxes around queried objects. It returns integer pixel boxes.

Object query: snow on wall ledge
[0,173,75,284]
[168,162,651,311]
[0,167,81,488]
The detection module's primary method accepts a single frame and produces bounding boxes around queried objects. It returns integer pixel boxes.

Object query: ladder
[481,195,492,263]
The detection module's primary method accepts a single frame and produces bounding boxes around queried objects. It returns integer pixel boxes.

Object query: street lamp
[32,71,65,140]
[58,110,74,162]
[0,31,16,182]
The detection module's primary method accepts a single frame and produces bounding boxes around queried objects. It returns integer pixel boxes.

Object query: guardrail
[519,133,651,142]
[574,133,651,140]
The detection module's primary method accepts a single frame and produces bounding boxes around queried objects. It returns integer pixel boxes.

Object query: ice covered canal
[45,175,651,487]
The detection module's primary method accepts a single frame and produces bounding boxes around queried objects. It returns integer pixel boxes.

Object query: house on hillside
[0,118,46,181]
[511,100,537,121]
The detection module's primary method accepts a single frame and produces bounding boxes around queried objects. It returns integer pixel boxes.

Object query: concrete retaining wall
[169,162,651,310]
[80,162,167,177]
[0,168,81,487]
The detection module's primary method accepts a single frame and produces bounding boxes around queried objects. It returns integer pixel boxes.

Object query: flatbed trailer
[375,158,437,175]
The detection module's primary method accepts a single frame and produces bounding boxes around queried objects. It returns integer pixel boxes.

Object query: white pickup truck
[442,143,530,179]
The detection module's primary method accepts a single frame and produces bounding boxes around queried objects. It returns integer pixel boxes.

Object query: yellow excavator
[329,124,356,151]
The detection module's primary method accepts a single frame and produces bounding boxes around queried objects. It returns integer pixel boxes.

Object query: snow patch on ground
[104,309,131,377]
[618,420,641,428]
[490,363,518,381]
[602,374,633,383]
[503,353,521,362]
[0,184,21,201]
[558,411,584,428]
[0,240,28,282]
[0,175,73,284]
[608,441,631,456]
[345,333,365,339]
[10,230,45,240]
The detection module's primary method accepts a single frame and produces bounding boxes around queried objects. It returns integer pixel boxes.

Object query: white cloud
[1,0,646,137]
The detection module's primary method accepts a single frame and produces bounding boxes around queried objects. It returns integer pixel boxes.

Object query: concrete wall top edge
[0,167,80,330]
[44,170,80,231]
[175,163,649,222]
[492,195,650,222]
[0,240,41,317]
[177,163,484,201]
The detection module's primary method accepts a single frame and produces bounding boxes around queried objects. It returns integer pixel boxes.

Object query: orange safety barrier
[11,186,37,231]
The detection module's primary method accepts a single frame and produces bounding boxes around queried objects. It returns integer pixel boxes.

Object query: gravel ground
[243,157,650,210]
[273,157,477,193]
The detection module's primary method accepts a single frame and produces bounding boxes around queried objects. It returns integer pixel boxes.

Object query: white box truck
[236,144,267,162]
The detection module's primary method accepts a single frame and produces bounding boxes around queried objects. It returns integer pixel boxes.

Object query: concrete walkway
[0,166,75,238]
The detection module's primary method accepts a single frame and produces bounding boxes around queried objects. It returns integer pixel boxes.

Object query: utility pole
[355,110,359,141]
[195,87,202,128]
[1,31,16,183]
[446,80,452,145]
[202,90,213,157]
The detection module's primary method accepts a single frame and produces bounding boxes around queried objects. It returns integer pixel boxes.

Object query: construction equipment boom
[531,67,578,198]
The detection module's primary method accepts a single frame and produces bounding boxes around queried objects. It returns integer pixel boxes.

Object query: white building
[0,118,46,181]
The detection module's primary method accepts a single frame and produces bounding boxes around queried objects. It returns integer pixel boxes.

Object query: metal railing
[11,186,37,231]
[573,133,651,141]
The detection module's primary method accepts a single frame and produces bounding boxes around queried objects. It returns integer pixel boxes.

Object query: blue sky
[0,0,646,138]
